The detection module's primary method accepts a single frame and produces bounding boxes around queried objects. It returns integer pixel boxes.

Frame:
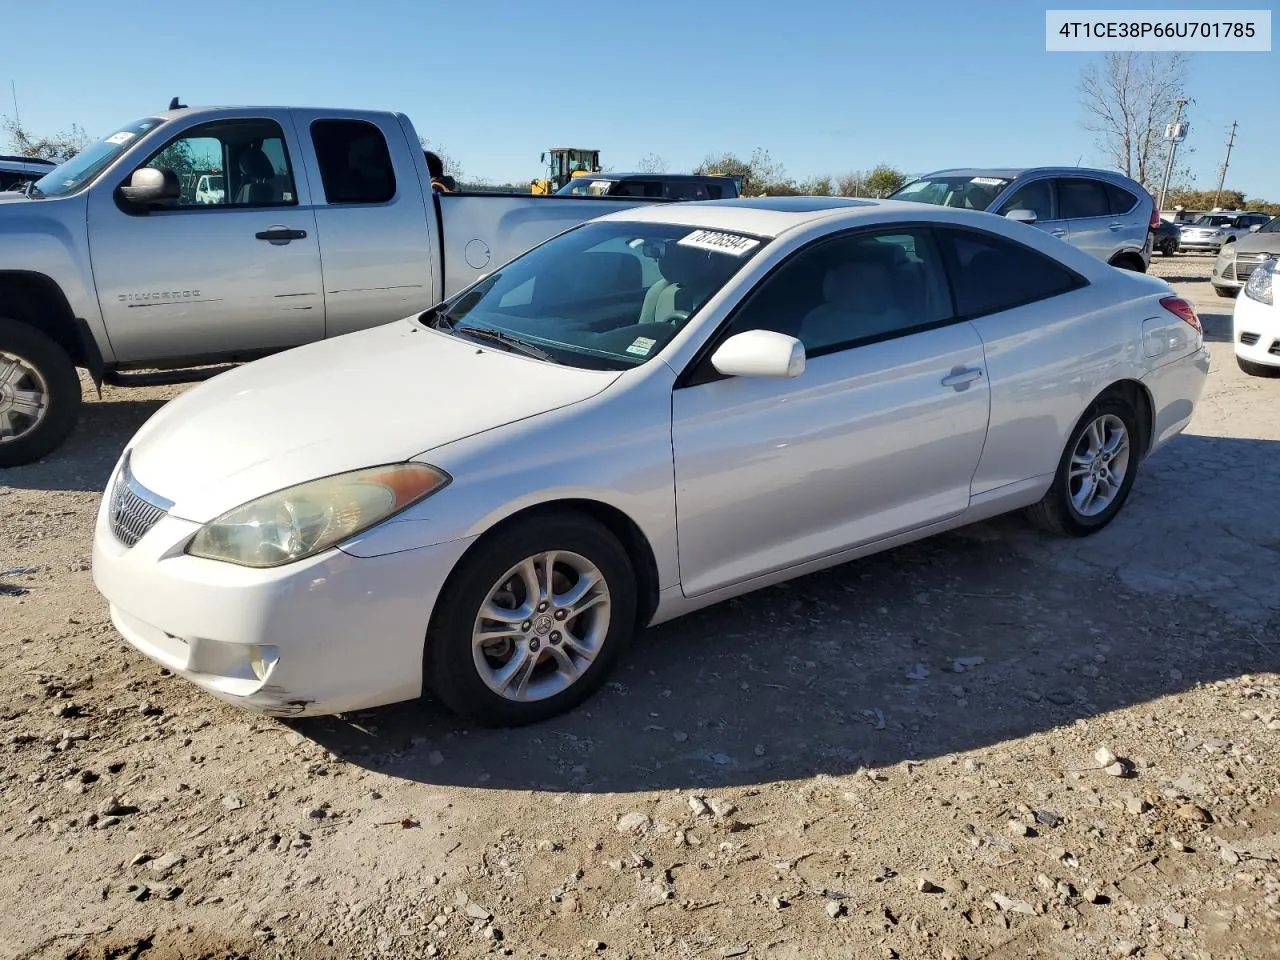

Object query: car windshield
[889,175,1011,210]
[31,117,167,197]
[556,178,614,196]
[425,220,767,371]
[1257,216,1280,233]
[1190,215,1234,227]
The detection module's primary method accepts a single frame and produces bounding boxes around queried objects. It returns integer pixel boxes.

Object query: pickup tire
[0,316,83,467]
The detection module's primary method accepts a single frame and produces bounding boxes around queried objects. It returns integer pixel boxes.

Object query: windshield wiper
[422,302,456,330]
[454,324,559,363]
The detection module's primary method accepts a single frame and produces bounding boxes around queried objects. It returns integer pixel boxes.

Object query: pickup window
[143,118,298,209]
[310,119,397,205]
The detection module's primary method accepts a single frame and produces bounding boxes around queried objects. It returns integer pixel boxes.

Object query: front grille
[1240,332,1261,346]
[108,455,170,548]
[1232,255,1266,283]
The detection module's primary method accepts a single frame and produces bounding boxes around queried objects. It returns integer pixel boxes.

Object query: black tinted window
[935,227,1084,318]
[611,180,662,198]
[721,229,953,355]
[665,181,711,201]
[1104,182,1138,214]
[1057,178,1110,219]
[311,119,396,204]
[998,178,1054,219]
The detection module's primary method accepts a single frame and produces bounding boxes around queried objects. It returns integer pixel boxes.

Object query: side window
[1103,182,1138,214]
[997,179,1054,219]
[1057,178,1110,219]
[935,227,1085,318]
[665,181,710,201]
[310,119,397,204]
[718,229,953,357]
[705,182,724,200]
[142,118,297,209]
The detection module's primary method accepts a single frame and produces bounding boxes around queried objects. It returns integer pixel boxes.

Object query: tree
[695,147,790,196]
[864,164,907,198]
[800,175,834,196]
[417,137,464,182]
[1,116,91,161]
[637,153,668,173]
[1078,52,1191,189]
[836,172,865,197]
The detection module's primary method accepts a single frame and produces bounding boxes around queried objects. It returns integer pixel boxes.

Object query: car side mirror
[710,330,805,379]
[118,167,180,210]
[1005,208,1037,224]
[1250,224,1262,232]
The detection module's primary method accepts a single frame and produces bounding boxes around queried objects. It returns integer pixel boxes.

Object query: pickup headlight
[1244,257,1275,306]
[186,463,450,568]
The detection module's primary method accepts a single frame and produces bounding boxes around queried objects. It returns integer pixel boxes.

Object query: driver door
[87,112,324,364]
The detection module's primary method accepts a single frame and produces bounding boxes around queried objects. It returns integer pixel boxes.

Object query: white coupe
[91,197,1211,726]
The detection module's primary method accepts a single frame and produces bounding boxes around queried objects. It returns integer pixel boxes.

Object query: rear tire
[1025,396,1141,538]
[1214,285,1238,299]
[0,316,82,468]
[1160,239,1177,256]
[1237,356,1280,378]
[1110,254,1145,273]
[425,512,638,727]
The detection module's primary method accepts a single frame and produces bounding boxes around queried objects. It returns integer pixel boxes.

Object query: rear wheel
[0,316,82,468]
[425,513,638,727]
[1214,285,1238,299]
[1025,397,1140,537]
[1160,239,1178,256]
[1237,356,1280,378]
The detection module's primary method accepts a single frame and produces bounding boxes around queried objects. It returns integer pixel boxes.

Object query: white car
[91,197,1211,726]
[193,173,225,205]
[1233,257,1279,376]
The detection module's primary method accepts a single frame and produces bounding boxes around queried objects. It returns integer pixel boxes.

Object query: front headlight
[1244,257,1275,306]
[186,463,450,568]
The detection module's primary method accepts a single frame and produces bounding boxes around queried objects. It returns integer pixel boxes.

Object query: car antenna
[168,96,187,110]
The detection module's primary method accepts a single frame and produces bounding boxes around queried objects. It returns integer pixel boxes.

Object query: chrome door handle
[941,367,984,389]
[1050,228,1067,238]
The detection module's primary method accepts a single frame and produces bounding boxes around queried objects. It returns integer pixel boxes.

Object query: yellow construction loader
[530,147,601,195]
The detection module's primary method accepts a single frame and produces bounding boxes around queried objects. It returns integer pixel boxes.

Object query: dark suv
[0,155,57,193]
[556,172,740,201]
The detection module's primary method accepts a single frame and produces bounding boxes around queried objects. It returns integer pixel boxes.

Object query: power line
[1212,121,1237,208]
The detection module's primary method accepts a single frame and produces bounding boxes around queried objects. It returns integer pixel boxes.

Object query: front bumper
[1233,292,1280,368]
[91,478,477,717]
[1179,237,1222,252]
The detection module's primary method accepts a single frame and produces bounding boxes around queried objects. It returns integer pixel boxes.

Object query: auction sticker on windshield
[678,229,761,256]
[105,131,137,145]
[971,176,1005,186]
[626,336,657,357]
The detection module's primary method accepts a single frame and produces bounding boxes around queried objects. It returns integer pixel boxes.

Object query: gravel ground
[2,254,1278,960]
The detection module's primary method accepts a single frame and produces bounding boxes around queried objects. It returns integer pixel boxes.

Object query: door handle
[941,367,984,389]
[1108,222,1123,231]
[255,227,307,243]
[1050,228,1067,238]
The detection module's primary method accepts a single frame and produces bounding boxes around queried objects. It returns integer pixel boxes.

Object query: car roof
[917,166,1135,182]
[598,196,944,237]
[587,172,737,182]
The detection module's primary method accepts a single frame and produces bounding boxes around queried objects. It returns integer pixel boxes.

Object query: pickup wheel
[0,316,83,467]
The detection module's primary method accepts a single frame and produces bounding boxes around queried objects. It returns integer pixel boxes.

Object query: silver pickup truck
[0,103,659,466]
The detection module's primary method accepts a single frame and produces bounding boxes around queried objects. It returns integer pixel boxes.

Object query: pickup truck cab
[0,104,661,466]
[557,172,740,201]
[194,173,225,205]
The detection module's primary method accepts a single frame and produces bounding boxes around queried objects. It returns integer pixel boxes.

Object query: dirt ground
[2,253,1278,960]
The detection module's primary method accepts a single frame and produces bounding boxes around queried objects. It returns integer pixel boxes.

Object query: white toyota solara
[92,197,1211,727]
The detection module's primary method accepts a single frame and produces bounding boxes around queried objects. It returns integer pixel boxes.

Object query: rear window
[1104,182,1138,214]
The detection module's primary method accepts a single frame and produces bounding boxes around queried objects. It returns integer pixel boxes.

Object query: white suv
[1179,210,1271,253]
[194,173,225,205]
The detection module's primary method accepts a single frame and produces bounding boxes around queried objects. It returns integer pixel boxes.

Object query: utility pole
[1157,98,1189,214]
[1212,121,1238,209]
[9,80,18,127]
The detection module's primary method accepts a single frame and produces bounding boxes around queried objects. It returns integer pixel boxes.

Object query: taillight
[1160,295,1202,334]
[1149,205,1162,231]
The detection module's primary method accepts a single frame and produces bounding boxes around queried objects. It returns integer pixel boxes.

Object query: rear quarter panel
[967,262,1180,496]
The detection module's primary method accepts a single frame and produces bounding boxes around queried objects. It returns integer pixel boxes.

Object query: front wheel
[0,317,83,468]
[425,513,638,726]
[1025,397,1140,537]
[1160,239,1177,256]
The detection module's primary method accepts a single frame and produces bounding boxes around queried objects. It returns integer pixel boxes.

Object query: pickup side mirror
[118,167,180,210]
[710,329,805,379]
[1250,224,1263,232]
[1004,208,1038,225]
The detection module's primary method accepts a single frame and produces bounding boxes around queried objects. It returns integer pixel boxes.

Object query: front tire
[1025,397,1140,537]
[1160,239,1177,256]
[425,513,638,727]
[1237,356,1280,378]
[0,317,82,468]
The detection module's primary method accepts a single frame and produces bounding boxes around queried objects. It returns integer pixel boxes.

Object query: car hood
[125,319,620,523]
[1229,231,1280,255]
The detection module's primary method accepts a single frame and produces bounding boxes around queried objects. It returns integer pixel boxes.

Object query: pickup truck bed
[0,104,661,466]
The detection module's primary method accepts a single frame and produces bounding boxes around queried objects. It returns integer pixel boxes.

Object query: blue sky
[3,0,1276,198]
